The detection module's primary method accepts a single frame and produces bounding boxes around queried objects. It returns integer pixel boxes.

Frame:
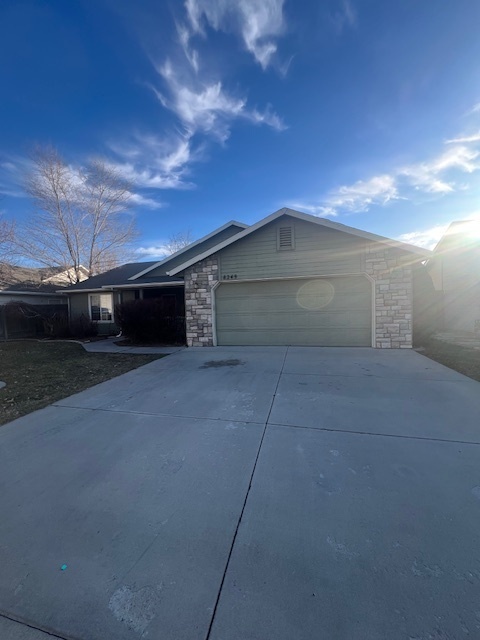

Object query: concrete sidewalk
[79,337,185,355]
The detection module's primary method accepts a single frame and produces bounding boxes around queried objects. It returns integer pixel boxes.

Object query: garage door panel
[220,295,371,316]
[217,328,371,347]
[216,277,372,347]
[218,310,371,331]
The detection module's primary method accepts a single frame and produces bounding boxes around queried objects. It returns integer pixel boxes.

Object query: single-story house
[0,265,88,339]
[427,220,480,333]
[63,208,431,348]
[0,264,88,306]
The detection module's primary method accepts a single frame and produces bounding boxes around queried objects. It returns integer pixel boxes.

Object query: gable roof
[60,220,248,292]
[0,282,62,294]
[0,263,86,293]
[64,261,183,293]
[129,220,248,280]
[63,261,155,290]
[166,208,431,276]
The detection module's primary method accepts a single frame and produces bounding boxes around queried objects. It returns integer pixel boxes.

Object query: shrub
[5,302,69,339]
[115,299,185,344]
[69,314,98,339]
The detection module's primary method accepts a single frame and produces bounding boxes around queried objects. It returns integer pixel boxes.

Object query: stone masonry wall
[184,254,219,347]
[365,244,413,348]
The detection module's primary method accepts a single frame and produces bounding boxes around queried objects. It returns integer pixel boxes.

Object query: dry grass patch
[0,341,162,426]
[420,338,480,382]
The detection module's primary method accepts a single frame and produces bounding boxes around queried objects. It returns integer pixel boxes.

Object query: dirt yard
[0,341,162,426]
[419,338,480,382]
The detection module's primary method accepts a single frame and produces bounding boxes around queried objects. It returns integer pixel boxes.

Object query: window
[89,293,113,322]
[277,225,295,250]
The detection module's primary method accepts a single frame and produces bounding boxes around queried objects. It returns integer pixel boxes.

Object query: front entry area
[215,275,372,346]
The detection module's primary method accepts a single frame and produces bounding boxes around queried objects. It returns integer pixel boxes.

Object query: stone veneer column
[184,255,219,347]
[365,244,413,348]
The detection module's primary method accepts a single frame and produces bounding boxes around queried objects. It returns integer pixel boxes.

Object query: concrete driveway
[1,347,480,640]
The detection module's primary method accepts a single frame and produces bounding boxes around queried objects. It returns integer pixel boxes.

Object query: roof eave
[128,220,248,280]
[1,290,67,297]
[60,280,184,294]
[104,281,184,290]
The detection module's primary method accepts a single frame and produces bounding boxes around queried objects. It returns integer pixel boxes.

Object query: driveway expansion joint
[51,404,267,426]
[267,421,480,445]
[203,346,290,640]
[0,612,76,640]
[280,371,471,382]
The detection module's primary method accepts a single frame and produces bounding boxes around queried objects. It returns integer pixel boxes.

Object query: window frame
[88,292,114,323]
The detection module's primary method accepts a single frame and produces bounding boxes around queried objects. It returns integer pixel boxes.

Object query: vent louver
[278,226,294,250]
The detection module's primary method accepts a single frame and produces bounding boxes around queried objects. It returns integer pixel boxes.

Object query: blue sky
[1,0,480,259]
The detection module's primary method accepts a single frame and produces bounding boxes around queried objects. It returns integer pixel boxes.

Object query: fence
[0,303,68,340]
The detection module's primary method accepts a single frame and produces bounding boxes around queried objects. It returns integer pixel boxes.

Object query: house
[0,264,88,340]
[63,209,431,348]
[0,264,89,305]
[427,220,480,333]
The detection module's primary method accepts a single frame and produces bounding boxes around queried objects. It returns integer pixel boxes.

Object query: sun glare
[463,220,480,239]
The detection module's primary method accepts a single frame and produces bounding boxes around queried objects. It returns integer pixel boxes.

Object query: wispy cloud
[184,0,286,69]
[399,146,480,194]
[249,104,286,130]
[107,132,196,191]
[105,1,287,204]
[397,224,450,250]
[291,174,399,218]
[293,141,480,217]
[331,0,357,34]
[136,242,170,259]
[328,174,398,211]
[1,151,156,206]
[398,213,480,249]
[152,59,285,143]
[176,22,199,73]
[445,131,480,144]
[128,193,164,210]
[0,154,31,198]
[465,102,480,116]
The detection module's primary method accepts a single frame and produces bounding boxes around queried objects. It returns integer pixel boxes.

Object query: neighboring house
[0,264,88,306]
[0,264,88,339]
[427,220,480,333]
[63,209,431,348]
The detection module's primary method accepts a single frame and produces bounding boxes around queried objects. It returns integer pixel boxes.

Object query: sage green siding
[69,292,118,335]
[215,276,372,346]
[219,218,366,281]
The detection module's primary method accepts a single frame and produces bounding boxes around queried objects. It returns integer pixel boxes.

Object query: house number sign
[222,274,238,280]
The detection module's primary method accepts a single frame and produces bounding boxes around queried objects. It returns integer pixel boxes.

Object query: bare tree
[163,229,194,256]
[0,215,15,287]
[16,146,138,282]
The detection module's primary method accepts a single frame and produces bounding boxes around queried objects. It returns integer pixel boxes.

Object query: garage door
[215,276,372,346]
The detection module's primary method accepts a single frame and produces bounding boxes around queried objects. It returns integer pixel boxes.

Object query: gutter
[1,290,67,297]
[59,281,184,294]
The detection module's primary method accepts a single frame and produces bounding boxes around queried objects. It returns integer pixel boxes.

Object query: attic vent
[277,226,295,251]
